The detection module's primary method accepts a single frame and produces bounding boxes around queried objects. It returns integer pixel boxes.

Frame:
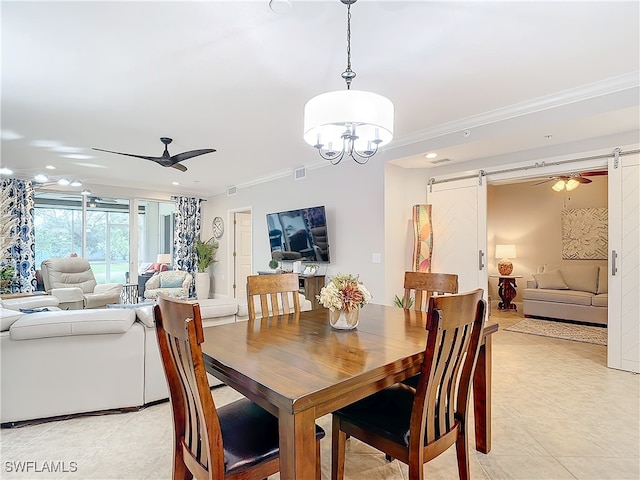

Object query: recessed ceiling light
[63,154,94,160]
[268,0,292,15]
[172,181,180,186]
[1,130,23,141]
[46,165,56,170]
[51,146,84,154]
[0,167,14,175]
[34,173,49,183]
[69,180,82,187]
[425,152,438,159]
[74,162,107,169]
[57,178,71,186]
[31,140,62,149]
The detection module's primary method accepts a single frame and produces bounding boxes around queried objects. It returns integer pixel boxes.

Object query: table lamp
[156,253,172,271]
[495,244,516,276]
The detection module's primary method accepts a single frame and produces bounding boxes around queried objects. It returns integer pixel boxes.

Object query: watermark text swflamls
[4,460,78,473]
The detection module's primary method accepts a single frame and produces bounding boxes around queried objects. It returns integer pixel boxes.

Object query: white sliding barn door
[426,177,488,298]
[608,152,640,373]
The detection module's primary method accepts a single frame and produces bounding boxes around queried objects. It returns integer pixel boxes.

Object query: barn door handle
[611,250,618,276]
[478,250,485,270]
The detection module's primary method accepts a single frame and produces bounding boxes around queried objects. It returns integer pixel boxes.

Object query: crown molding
[390,71,640,149]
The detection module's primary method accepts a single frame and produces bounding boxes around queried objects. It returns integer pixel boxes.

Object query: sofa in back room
[522,264,607,326]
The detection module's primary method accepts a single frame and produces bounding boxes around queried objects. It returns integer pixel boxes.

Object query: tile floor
[1,308,638,480]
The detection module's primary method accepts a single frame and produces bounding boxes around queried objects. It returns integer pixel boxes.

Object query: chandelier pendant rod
[303,0,394,165]
[341,2,356,90]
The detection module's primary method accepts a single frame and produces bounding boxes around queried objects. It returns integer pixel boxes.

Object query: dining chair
[154,295,325,480]
[331,289,485,480]
[246,273,301,321]
[403,271,459,312]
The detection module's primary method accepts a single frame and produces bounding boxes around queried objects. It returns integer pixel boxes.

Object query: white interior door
[608,151,640,373]
[233,211,252,301]
[426,176,488,298]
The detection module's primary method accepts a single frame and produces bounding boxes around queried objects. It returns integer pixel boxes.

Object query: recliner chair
[41,257,123,309]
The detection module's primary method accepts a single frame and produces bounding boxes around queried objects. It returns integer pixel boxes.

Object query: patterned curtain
[1,179,36,293]
[172,196,203,281]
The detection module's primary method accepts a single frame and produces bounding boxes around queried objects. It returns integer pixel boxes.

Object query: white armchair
[40,257,122,309]
[143,270,192,300]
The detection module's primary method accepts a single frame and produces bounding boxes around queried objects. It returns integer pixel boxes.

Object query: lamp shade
[303,90,394,151]
[495,244,516,259]
[156,253,172,264]
[565,178,580,191]
[552,179,566,192]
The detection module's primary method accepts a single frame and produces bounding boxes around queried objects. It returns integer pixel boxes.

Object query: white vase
[329,308,359,330]
[194,272,210,300]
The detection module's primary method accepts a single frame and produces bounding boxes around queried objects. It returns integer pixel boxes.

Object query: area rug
[505,318,607,345]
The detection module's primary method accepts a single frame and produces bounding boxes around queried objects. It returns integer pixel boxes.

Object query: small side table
[490,275,522,311]
[120,283,139,304]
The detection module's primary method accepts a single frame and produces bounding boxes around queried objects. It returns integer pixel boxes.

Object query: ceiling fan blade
[171,163,188,172]
[92,148,163,162]
[531,178,553,186]
[169,148,216,164]
[575,176,592,184]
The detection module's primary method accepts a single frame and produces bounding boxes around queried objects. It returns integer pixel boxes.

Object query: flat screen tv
[266,205,330,263]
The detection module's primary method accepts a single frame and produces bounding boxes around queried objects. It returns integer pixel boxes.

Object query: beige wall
[487,175,608,303]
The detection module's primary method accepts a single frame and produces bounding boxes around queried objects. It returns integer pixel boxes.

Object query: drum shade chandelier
[303,0,394,165]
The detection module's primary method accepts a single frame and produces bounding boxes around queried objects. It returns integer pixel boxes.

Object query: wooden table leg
[278,408,318,480]
[473,334,492,453]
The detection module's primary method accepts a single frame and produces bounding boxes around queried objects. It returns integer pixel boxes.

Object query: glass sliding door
[34,193,130,284]
[33,193,83,265]
[34,193,175,287]
[85,197,130,283]
[137,200,175,272]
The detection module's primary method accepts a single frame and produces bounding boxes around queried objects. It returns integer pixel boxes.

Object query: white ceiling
[2,1,639,197]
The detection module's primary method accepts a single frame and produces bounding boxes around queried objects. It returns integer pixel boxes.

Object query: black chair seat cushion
[219,398,325,475]
[334,384,419,448]
[402,373,420,389]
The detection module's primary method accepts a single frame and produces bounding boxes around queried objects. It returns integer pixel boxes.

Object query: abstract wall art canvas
[561,207,608,260]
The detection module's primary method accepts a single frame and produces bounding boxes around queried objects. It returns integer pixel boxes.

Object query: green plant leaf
[195,237,219,272]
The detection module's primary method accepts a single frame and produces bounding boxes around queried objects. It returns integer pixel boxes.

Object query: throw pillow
[560,265,599,294]
[533,270,569,290]
[597,266,608,294]
[160,273,185,288]
[135,305,155,328]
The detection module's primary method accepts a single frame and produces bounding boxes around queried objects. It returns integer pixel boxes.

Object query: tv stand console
[299,275,325,310]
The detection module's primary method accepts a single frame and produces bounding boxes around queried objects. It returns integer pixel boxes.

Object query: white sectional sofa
[522,264,608,325]
[0,293,312,425]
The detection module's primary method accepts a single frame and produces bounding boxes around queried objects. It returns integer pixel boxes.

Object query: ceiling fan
[86,196,117,207]
[92,137,216,172]
[532,171,607,191]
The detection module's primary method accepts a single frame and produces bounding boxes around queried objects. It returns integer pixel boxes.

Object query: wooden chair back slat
[154,295,225,480]
[332,288,486,480]
[247,273,301,321]
[411,289,485,454]
[156,294,324,479]
[403,272,459,311]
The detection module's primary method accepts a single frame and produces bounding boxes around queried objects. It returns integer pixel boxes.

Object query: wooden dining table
[201,304,499,480]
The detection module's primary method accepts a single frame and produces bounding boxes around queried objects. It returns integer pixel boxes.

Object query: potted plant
[0,265,15,294]
[194,237,219,299]
[268,259,279,271]
[394,294,414,309]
